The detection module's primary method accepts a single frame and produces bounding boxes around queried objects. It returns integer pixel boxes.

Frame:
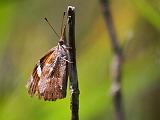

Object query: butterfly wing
[26,48,55,97]
[38,46,68,101]
[27,45,68,101]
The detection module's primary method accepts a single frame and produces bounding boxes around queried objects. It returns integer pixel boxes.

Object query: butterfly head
[59,39,64,45]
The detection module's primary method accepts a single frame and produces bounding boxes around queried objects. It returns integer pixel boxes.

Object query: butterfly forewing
[27,45,68,101]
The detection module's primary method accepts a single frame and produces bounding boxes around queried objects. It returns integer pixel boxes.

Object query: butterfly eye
[59,40,64,45]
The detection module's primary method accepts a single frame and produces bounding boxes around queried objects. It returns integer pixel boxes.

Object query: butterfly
[26,14,70,101]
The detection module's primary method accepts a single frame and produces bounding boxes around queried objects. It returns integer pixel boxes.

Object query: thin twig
[67,6,80,120]
[100,0,125,120]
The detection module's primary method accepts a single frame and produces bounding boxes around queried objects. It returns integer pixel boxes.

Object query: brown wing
[37,48,68,101]
[26,48,55,97]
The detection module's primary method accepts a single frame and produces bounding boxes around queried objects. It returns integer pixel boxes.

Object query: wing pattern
[26,45,68,101]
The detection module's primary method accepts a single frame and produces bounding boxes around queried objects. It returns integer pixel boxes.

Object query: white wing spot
[37,65,42,77]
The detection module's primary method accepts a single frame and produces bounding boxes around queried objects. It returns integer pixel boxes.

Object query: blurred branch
[67,6,80,120]
[100,0,125,120]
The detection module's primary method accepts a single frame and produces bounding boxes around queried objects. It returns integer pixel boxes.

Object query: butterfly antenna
[61,12,66,36]
[61,24,66,40]
[44,17,60,38]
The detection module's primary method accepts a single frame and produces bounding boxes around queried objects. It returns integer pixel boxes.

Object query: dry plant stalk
[67,6,80,120]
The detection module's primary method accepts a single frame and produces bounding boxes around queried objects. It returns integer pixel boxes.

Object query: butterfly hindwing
[38,45,68,101]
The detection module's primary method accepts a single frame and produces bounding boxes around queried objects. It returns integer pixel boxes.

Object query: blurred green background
[0,0,160,120]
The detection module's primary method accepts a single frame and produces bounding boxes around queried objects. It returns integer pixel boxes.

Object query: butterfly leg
[64,59,73,63]
[65,47,72,50]
[61,58,73,63]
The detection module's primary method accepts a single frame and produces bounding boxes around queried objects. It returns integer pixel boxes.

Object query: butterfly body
[27,41,68,101]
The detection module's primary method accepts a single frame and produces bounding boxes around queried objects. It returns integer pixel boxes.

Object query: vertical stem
[67,6,80,120]
[100,0,125,120]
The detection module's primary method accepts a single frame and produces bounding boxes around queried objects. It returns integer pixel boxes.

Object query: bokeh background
[0,0,160,120]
